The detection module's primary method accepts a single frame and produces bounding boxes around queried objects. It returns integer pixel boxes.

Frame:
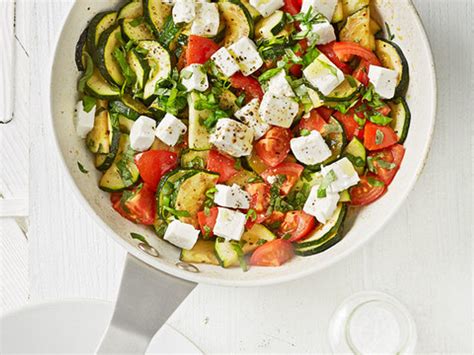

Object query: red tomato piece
[230,73,264,101]
[376,104,392,116]
[297,109,327,133]
[369,144,405,185]
[255,128,292,167]
[197,206,218,237]
[364,122,399,151]
[333,42,382,65]
[317,42,353,74]
[111,193,138,223]
[315,106,335,121]
[288,39,308,76]
[334,110,364,141]
[279,211,316,242]
[353,59,370,86]
[120,184,157,225]
[134,150,178,191]
[261,162,304,195]
[246,183,271,213]
[206,149,239,183]
[250,239,294,266]
[282,0,302,15]
[350,175,387,206]
[186,35,220,65]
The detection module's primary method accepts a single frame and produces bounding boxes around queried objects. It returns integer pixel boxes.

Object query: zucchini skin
[75,26,89,71]
[95,24,124,86]
[389,97,411,144]
[86,11,117,55]
[375,39,410,97]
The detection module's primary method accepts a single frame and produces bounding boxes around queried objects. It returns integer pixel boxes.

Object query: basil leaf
[258,67,282,83]
[82,95,96,113]
[130,232,149,244]
[375,129,385,145]
[317,170,337,198]
[77,161,88,174]
[367,176,385,187]
[369,112,392,126]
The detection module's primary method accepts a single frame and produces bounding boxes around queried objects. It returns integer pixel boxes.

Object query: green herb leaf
[130,232,149,245]
[375,129,385,145]
[368,112,392,126]
[82,95,96,113]
[162,206,191,218]
[246,209,257,222]
[300,129,311,136]
[385,22,395,41]
[77,161,88,174]
[258,67,282,83]
[317,170,337,198]
[78,53,94,93]
[367,176,385,187]
[345,153,365,168]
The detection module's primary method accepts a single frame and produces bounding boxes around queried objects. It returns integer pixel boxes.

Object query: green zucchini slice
[319,117,347,167]
[187,92,212,150]
[255,10,286,40]
[180,149,210,169]
[342,0,369,17]
[127,50,148,92]
[121,18,154,41]
[339,6,374,50]
[343,137,366,175]
[215,238,240,268]
[218,0,253,46]
[85,69,121,99]
[86,106,115,154]
[94,113,121,170]
[225,170,259,188]
[241,224,276,254]
[388,97,411,143]
[87,11,117,54]
[118,1,143,20]
[144,0,172,34]
[180,240,220,265]
[96,24,124,86]
[75,26,89,71]
[240,0,261,21]
[374,39,409,97]
[118,114,135,134]
[322,76,361,102]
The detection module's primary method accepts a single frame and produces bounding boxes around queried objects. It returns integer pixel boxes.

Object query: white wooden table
[1,0,472,352]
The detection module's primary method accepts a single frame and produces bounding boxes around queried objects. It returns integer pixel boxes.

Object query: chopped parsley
[317,170,337,198]
[246,209,257,222]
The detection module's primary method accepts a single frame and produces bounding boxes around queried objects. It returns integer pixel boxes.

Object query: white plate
[0,299,203,354]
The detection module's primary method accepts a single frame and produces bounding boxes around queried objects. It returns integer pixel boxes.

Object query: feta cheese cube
[191,2,220,36]
[267,70,295,97]
[164,220,200,250]
[75,101,95,138]
[130,116,156,151]
[214,184,251,209]
[303,186,340,224]
[214,207,246,241]
[172,0,195,24]
[250,0,284,17]
[234,98,270,139]
[155,113,187,146]
[303,53,345,96]
[181,64,209,92]
[321,157,360,192]
[228,37,263,76]
[368,65,399,99]
[259,92,299,128]
[209,118,254,157]
[300,20,336,45]
[211,47,240,77]
[301,0,338,21]
[290,130,332,165]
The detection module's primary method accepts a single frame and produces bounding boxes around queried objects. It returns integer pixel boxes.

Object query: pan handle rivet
[138,243,160,257]
[176,261,199,273]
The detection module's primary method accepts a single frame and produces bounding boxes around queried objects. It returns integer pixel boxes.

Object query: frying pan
[50,0,436,352]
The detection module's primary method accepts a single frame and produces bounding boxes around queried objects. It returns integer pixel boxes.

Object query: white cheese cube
[211,47,240,77]
[214,207,247,241]
[290,130,332,165]
[228,37,263,76]
[234,98,270,139]
[209,118,254,157]
[321,157,360,192]
[303,53,345,96]
[164,220,200,250]
[259,92,299,128]
[214,184,251,209]
[172,0,195,24]
[267,70,295,97]
[368,65,399,99]
[155,113,187,146]
[191,2,220,36]
[301,0,338,21]
[250,0,284,17]
[75,101,95,138]
[300,20,336,45]
[130,116,156,151]
[303,186,340,224]
[181,64,209,92]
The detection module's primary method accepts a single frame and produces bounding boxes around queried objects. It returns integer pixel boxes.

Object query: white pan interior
[50,0,436,287]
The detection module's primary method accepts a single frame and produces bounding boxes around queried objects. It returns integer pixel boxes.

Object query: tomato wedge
[317,42,353,74]
[255,127,292,167]
[114,184,157,225]
[250,239,294,266]
[261,162,304,195]
[353,59,370,86]
[197,206,218,237]
[282,0,302,15]
[230,73,264,101]
[297,109,326,133]
[134,150,178,191]
[364,122,399,151]
[350,175,386,206]
[206,149,239,183]
[186,35,220,65]
[246,183,271,213]
[369,144,405,185]
[279,211,316,242]
[289,39,308,77]
[315,106,334,121]
[111,193,138,223]
[334,110,364,141]
[333,42,381,65]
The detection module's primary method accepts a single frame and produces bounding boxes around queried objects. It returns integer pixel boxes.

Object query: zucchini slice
[75,26,89,71]
[343,137,366,175]
[118,1,144,20]
[85,69,121,99]
[218,0,253,46]
[180,149,210,169]
[121,18,154,41]
[118,114,135,133]
[331,0,344,23]
[240,0,261,21]
[137,40,172,100]
[122,94,151,115]
[99,134,140,192]
[241,224,276,254]
[94,113,121,170]
[87,11,117,54]
[375,39,410,97]
[255,10,286,40]
[322,76,361,102]
[215,238,240,268]
[109,100,140,120]
[188,92,212,150]
[244,150,268,174]
[317,117,347,167]
[96,24,124,86]
[127,50,148,92]
[86,106,116,154]
[342,0,369,17]
[339,6,374,50]
[180,240,220,265]
[225,170,259,187]
[388,97,411,143]
[144,0,172,34]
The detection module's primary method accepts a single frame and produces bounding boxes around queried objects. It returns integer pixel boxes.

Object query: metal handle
[96,254,196,354]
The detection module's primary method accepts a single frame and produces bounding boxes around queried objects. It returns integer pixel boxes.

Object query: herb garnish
[130,232,149,245]
[82,95,96,113]
[77,161,89,174]
[317,170,337,198]
[375,129,385,145]
[367,176,385,187]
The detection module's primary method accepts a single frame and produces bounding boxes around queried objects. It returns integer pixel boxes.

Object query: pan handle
[96,253,196,354]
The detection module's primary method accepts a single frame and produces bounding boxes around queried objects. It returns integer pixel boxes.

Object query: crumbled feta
[130,116,157,151]
[155,113,187,146]
[172,0,195,24]
[300,0,338,21]
[303,53,345,96]
[300,20,336,45]
[213,207,247,241]
[290,130,332,165]
[267,70,295,97]
[250,0,284,17]
[181,64,209,92]
[75,101,95,138]
[209,118,254,157]
[303,186,340,223]
[259,92,299,128]
[228,37,263,76]
[164,220,200,249]
[321,157,360,192]
[191,2,220,36]
[368,65,399,99]
[211,47,240,77]
[234,98,270,139]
